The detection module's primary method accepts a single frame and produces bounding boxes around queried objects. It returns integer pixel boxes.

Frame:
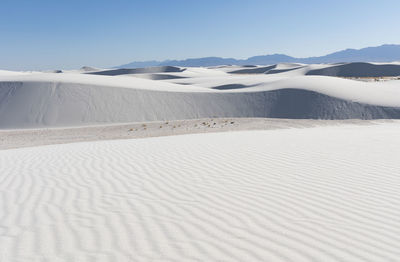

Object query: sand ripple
[1,124,400,261]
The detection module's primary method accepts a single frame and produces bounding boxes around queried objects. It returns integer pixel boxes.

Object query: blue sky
[1,0,400,70]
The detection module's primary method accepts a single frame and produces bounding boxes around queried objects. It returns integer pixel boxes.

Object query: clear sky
[1,0,400,70]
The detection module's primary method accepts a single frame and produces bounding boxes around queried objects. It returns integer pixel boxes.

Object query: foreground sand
[1,122,400,261]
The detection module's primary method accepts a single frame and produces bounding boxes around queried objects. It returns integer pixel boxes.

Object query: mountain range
[117,44,400,68]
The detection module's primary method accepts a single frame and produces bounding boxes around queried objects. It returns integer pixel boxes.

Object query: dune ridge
[306,62,400,77]
[0,81,399,128]
[1,62,400,128]
[88,66,185,76]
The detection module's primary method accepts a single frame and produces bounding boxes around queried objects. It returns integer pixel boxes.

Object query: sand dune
[88,66,185,76]
[229,65,277,74]
[1,123,400,261]
[306,62,400,77]
[1,63,400,128]
[131,73,187,80]
[212,83,253,90]
[226,62,400,77]
[0,80,399,128]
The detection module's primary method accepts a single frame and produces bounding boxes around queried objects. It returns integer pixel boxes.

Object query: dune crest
[1,63,400,128]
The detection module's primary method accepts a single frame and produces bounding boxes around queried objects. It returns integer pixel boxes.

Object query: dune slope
[1,81,400,128]
[1,63,400,128]
[306,62,400,77]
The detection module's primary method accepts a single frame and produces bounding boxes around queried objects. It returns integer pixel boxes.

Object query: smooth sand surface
[1,118,396,150]
[1,122,400,261]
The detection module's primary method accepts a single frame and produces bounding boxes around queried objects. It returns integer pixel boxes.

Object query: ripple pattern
[1,123,400,261]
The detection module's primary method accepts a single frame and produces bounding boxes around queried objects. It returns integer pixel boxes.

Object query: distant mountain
[302,45,400,64]
[118,60,160,68]
[117,44,400,68]
[159,57,238,67]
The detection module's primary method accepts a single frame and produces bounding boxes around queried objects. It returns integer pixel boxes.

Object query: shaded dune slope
[88,66,185,76]
[1,81,399,128]
[307,62,400,77]
[132,73,187,80]
[226,62,400,77]
[212,84,254,90]
[229,65,277,74]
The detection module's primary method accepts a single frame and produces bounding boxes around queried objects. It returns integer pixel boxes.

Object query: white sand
[1,122,400,261]
[1,63,400,261]
[1,63,400,128]
[2,118,392,150]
